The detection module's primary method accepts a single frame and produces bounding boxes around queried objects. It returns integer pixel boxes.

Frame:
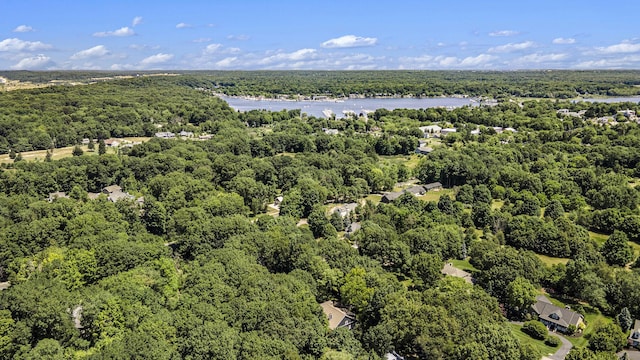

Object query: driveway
[510,321,572,360]
[545,332,572,360]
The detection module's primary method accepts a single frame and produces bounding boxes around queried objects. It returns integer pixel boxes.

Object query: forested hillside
[1,74,639,359]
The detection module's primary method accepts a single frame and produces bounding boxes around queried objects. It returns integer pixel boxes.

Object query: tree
[98,139,106,155]
[544,199,564,220]
[588,322,627,353]
[410,252,442,289]
[600,230,634,266]
[617,307,633,331]
[88,139,95,151]
[8,149,15,159]
[45,150,52,162]
[72,145,84,156]
[505,277,538,316]
[471,203,492,229]
[308,206,336,238]
[522,320,548,340]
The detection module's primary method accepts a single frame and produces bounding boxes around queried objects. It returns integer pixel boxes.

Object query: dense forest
[4,70,640,99]
[1,73,640,359]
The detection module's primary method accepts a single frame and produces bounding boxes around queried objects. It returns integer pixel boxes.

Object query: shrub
[545,336,561,347]
[522,320,548,340]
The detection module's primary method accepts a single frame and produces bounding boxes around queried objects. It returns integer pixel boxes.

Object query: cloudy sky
[2,0,640,71]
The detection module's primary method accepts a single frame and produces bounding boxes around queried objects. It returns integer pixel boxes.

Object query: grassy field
[0,137,152,164]
[590,231,640,259]
[418,188,454,203]
[491,199,505,210]
[449,258,478,272]
[536,254,570,266]
[380,154,421,170]
[507,323,559,358]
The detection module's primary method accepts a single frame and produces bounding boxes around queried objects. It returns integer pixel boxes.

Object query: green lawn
[449,258,478,272]
[418,188,454,203]
[590,231,640,259]
[536,254,570,266]
[379,154,421,170]
[364,194,382,205]
[507,323,558,358]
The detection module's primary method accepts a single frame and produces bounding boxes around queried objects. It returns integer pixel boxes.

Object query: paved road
[510,321,572,360]
[545,332,572,360]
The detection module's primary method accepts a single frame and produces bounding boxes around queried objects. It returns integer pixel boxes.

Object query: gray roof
[631,320,640,341]
[424,182,443,190]
[532,296,584,328]
[405,185,426,195]
[381,191,403,202]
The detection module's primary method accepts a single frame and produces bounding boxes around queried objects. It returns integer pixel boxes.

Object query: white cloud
[459,54,498,66]
[132,16,143,27]
[596,41,640,54]
[204,44,222,54]
[93,27,135,37]
[215,57,237,68]
[398,53,496,69]
[140,53,174,66]
[11,54,54,70]
[512,53,569,67]
[576,55,640,69]
[0,38,52,52]
[489,30,519,37]
[129,44,160,50]
[488,41,535,53]
[176,23,192,29]
[258,49,317,65]
[13,25,34,33]
[227,34,249,41]
[193,38,211,43]
[70,45,110,60]
[553,37,576,44]
[321,35,377,48]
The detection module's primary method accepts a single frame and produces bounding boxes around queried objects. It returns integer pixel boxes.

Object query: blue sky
[1,0,640,70]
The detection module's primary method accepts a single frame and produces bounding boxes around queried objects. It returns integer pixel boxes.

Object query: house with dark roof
[531,295,585,333]
[332,203,358,218]
[345,222,361,238]
[381,191,403,203]
[424,182,443,191]
[320,301,356,330]
[629,320,640,348]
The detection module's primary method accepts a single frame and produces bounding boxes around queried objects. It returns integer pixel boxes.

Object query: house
[87,192,102,200]
[323,128,340,135]
[470,129,481,136]
[345,222,361,238]
[101,185,134,203]
[385,351,405,360]
[406,185,427,196]
[531,295,585,333]
[103,138,121,147]
[441,263,473,284]
[198,134,212,140]
[415,146,434,155]
[419,124,442,137]
[320,301,356,330]
[274,196,284,206]
[440,128,457,136]
[423,182,443,191]
[155,132,175,139]
[81,138,91,145]
[179,130,194,138]
[47,191,69,202]
[381,191,404,203]
[629,320,640,348]
[332,203,358,218]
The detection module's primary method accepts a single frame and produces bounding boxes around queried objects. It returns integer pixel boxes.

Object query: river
[219,95,640,119]
[219,95,479,118]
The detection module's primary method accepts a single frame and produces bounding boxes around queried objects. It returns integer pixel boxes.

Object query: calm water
[219,95,478,118]
[219,95,640,118]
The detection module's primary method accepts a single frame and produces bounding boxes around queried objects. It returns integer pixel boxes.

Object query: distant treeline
[3,70,640,98]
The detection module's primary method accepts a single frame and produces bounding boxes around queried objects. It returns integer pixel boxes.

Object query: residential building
[531,295,585,334]
[47,191,69,202]
[441,263,473,284]
[320,301,356,330]
[155,132,175,139]
[332,203,358,218]
[424,182,443,191]
[440,128,457,136]
[629,320,640,348]
[415,146,434,155]
[419,124,442,137]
